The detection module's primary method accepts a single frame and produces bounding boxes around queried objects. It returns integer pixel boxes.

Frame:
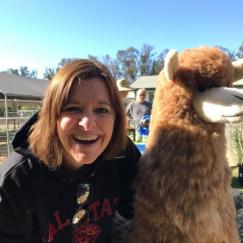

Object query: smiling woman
[57,78,115,169]
[0,59,141,243]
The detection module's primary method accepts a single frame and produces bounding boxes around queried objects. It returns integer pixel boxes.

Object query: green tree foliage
[116,47,139,82]
[19,66,37,78]
[216,45,236,61]
[6,66,37,78]
[39,42,242,80]
[102,55,119,80]
[43,67,56,80]
[151,49,169,75]
[7,68,19,75]
[88,55,98,61]
[57,58,76,71]
[236,42,243,59]
[139,44,155,75]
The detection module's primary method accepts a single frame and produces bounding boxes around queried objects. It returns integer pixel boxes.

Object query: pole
[0,90,9,155]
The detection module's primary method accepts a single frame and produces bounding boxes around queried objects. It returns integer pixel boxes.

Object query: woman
[0,59,141,243]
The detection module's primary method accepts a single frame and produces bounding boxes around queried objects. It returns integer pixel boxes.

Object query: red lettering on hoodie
[100,198,112,218]
[47,223,57,242]
[89,201,100,221]
[53,211,70,230]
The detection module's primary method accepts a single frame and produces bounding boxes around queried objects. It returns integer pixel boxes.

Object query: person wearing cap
[126,88,152,141]
[116,79,133,106]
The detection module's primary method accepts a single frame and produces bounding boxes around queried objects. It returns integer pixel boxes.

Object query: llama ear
[232,58,243,82]
[163,49,179,81]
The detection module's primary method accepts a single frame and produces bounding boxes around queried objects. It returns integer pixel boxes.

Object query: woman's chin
[73,153,97,165]
[63,152,98,169]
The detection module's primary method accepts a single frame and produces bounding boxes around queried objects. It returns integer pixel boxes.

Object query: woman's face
[57,78,115,169]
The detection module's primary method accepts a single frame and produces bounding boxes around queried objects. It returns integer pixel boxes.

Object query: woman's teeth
[74,135,98,141]
[73,135,99,144]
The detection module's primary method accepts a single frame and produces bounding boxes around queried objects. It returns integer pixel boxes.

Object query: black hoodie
[0,113,141,243]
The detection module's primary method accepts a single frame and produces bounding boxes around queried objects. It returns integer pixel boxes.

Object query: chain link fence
[0,110,37,162]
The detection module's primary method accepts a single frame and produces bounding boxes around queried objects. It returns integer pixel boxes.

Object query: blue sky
[0,0,242,78]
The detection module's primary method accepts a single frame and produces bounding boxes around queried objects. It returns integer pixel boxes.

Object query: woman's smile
[72,134,100,144]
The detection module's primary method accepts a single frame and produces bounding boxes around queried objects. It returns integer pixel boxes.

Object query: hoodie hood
[12,112,38,157]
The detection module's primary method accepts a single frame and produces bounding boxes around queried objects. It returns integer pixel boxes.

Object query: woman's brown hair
[28,59,127,169]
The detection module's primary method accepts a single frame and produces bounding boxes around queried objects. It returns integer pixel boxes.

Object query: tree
[116,47,139,82]
[102,54,120,80]
[43,67,56,80]
[151,49,169,75]
[87,55,98,61]
[57,58,75,71]
[139,44,155,76]
[19,66,37,78]
[215,46,236,61]
[7,68,19,75]
[236,42,243,59]
[6,66,37,78]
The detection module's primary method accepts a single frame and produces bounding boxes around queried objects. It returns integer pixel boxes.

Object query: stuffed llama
[132,46,243,243]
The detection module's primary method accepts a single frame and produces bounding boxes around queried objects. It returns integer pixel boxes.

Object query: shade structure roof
[131,75,159,89]
[0,73,49,100]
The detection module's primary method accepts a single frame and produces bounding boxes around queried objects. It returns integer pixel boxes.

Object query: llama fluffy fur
[132,47,243,243]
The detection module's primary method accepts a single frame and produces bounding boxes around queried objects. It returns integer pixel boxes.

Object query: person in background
[126,88,152,141]
[116,79,135,141]
[116,78,133,107]
[0,59,141,243]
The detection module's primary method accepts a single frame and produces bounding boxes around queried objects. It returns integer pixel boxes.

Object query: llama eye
[198,85,207,92]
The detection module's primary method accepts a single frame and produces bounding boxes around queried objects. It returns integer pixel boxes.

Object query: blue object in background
[137,115,150,137]
[136,143,146,153]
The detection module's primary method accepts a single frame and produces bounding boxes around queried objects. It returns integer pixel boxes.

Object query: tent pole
[4,93,10,155]
[0,90,10,156]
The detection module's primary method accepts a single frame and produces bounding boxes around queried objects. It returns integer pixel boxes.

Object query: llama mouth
[222,112,243,118]
[73,135,100,145]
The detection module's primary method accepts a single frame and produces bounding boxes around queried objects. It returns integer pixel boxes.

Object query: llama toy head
[162,46,243,124]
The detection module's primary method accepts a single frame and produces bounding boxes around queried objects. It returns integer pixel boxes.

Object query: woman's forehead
[67,78,111,103]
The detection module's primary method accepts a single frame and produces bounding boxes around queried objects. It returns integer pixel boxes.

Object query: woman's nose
[78,114,96,130]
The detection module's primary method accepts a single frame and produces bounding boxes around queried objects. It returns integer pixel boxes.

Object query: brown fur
[132,47,239,243]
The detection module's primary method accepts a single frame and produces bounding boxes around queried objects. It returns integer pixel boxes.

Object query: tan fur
[132,47,240,243]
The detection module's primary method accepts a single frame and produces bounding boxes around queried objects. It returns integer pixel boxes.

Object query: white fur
[164,49,179,81]
[193,87,243,123]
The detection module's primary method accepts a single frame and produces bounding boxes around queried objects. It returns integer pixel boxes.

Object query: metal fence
[0,110,37,161]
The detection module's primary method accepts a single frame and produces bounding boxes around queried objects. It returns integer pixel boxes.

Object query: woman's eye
[95,107,110,113]
[64,106,80,113]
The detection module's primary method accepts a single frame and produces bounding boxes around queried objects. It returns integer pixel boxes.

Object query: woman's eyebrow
[67,100,112,106]
[97,101,112,106]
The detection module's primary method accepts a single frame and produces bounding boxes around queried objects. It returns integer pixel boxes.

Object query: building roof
[131,76,243,90]
[0,73,49,100]
[131,75,159,89]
